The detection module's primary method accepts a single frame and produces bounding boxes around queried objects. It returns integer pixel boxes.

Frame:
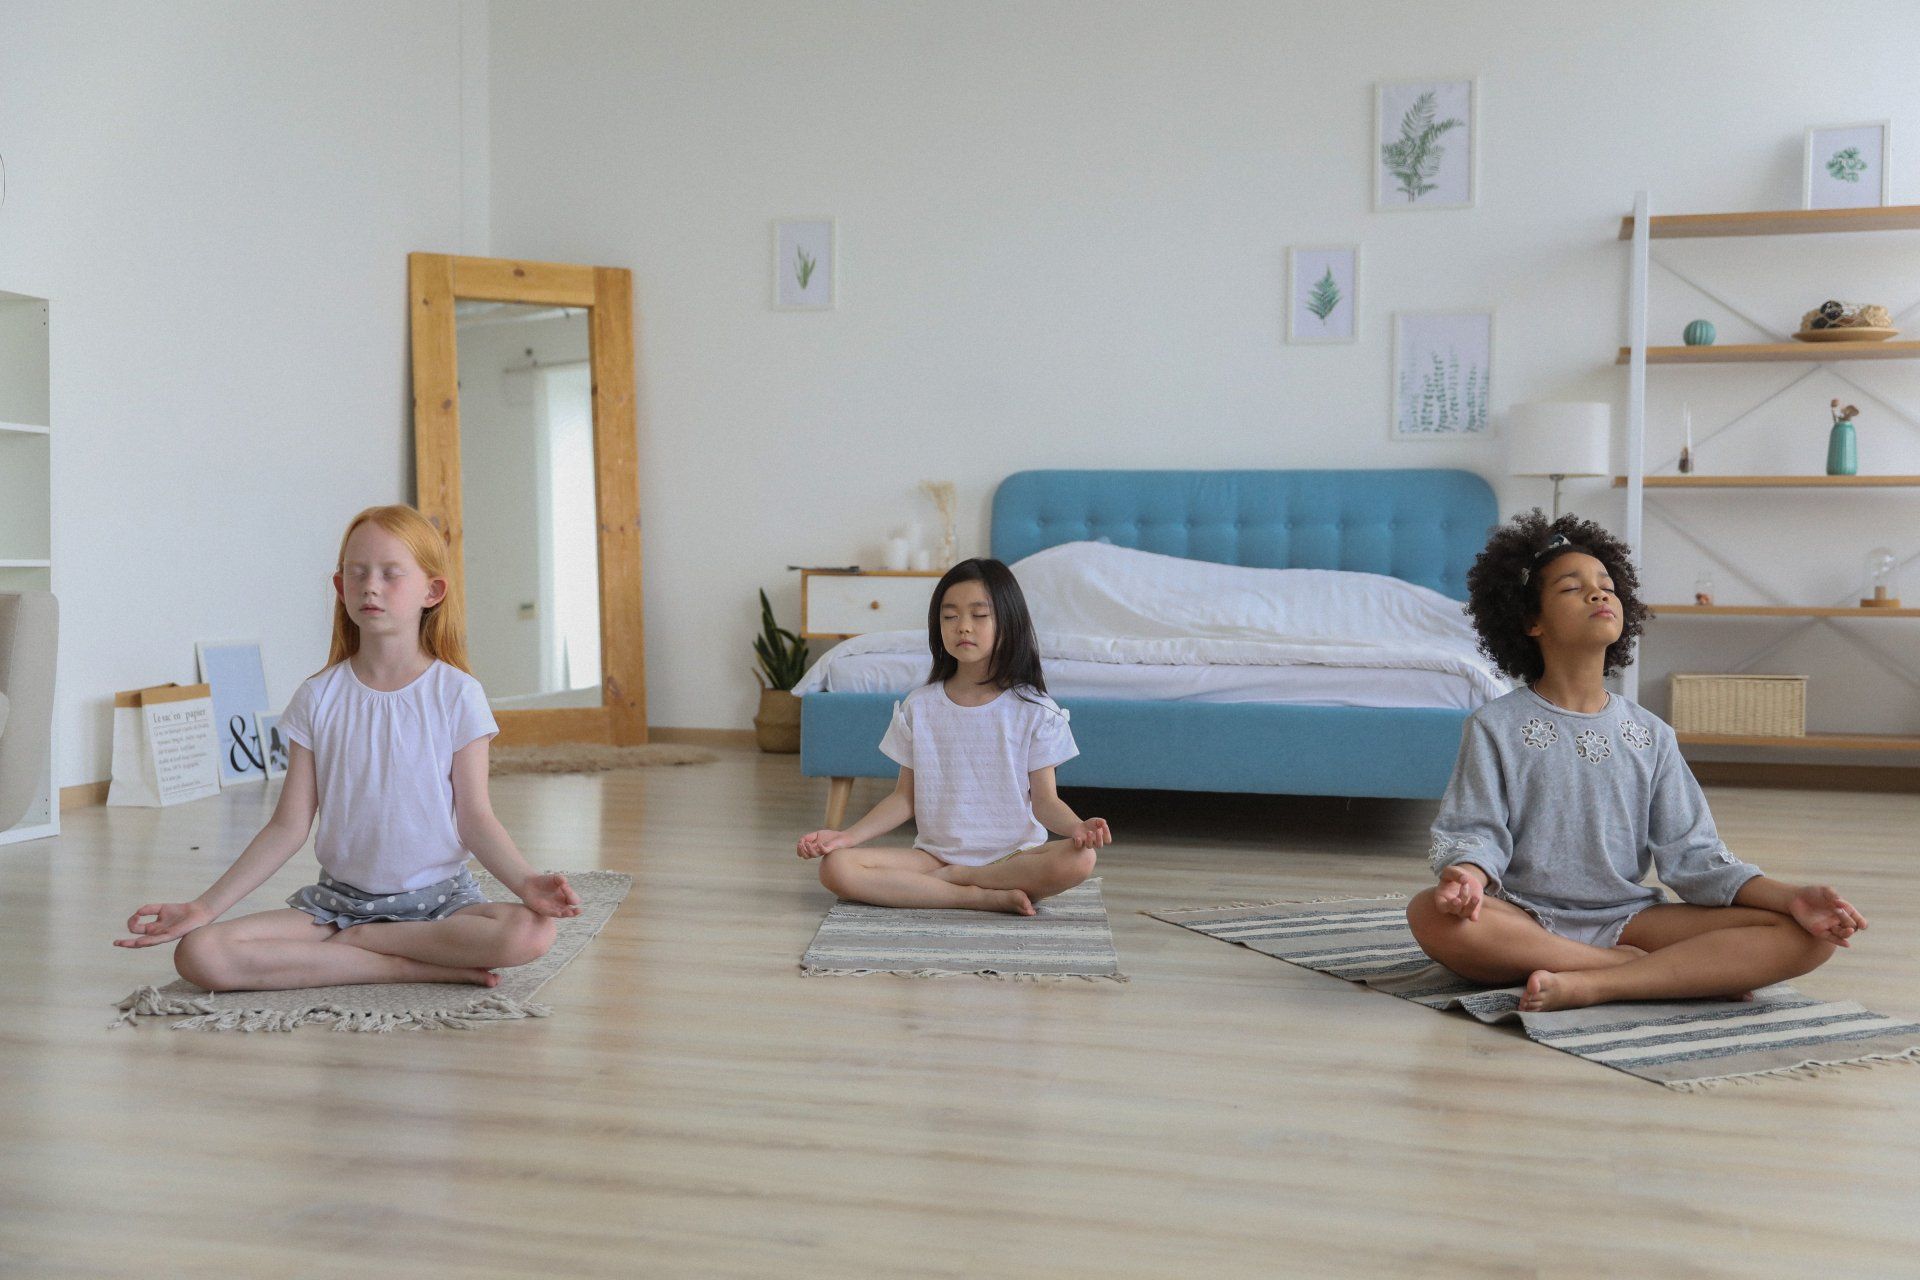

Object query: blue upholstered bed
[800,469,1498,807]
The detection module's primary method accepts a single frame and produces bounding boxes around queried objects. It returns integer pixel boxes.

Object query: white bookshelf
[0,289,56,845]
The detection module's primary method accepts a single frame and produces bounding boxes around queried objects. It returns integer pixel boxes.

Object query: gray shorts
[287,868,489,929]
[1493,887,1660,949]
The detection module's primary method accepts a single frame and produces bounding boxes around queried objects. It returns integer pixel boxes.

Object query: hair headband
[1518,533,1573,586]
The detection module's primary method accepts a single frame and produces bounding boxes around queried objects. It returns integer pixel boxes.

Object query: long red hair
[325,505,471,673]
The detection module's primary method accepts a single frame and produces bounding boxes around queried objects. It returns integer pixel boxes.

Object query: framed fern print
[1392,310,1493,439]
[1803,122,1891,210]
[1287,245,1358,344]
[773,218,835,309]
[1374,78,1477,211]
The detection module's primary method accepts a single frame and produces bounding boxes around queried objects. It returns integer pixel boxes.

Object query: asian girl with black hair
[796,558,1111,914]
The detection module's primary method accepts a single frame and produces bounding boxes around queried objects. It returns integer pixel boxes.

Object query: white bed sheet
[811,650,1484,711]
[792,543,1514,712]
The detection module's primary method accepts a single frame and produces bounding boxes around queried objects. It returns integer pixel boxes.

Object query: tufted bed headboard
[990,469,1498,601]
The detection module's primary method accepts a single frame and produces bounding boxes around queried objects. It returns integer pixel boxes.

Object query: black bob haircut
[1464,510,1649,683]
[925,558,1047,694]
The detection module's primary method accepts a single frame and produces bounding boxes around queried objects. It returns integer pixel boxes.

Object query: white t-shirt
[278,659,499,894]
[878,682,1079,866]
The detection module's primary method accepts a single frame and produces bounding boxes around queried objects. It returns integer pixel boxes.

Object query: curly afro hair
[1464,510,1649,683]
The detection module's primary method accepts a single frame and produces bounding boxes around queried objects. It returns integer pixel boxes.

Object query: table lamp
[1506,402,1612,519]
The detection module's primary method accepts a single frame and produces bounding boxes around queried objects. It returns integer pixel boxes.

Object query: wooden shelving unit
[1617,204,1920,240]
[1618,195,1919,764]
[1651,604,1919,619]
[1678,731,1920,752]
[1613,475,1920,488]
[1616,341,1920,365]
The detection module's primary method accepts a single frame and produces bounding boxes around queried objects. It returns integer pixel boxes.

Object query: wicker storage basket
[1669,674,1806,737]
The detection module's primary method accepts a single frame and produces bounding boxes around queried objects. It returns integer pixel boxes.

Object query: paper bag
[107,683,222,807]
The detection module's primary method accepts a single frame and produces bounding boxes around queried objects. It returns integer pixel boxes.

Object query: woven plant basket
[1670,674,1806,737]
[754,687,802,753]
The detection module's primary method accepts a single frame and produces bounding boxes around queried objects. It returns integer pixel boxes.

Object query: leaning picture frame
[1804,121,1892,210]
[256,710,289,780]
[195,640,269,787]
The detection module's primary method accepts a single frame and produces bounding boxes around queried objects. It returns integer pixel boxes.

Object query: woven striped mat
[1150,895,1920,1091]
[801,877,1124,981]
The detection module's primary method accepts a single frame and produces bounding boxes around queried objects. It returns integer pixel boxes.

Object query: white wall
[487,0,1920,753]
[11,2,1920,784]
[0,1,470,786]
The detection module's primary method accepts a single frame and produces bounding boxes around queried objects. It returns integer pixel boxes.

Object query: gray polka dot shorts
[287,867,489,929]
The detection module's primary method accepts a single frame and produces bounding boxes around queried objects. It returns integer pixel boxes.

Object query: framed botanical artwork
[1286,245,1359,344]
[1375,78,1477,212]
[1804,121,1891,210]
[1392,310,1493,438]
[773,218,835,309]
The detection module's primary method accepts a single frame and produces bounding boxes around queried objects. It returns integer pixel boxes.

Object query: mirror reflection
[455,301,602,708]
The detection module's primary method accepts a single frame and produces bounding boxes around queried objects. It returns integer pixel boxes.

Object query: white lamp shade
[1506,402,1612,477]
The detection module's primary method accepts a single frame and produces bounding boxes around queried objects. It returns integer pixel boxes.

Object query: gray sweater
[1430,687,1761,932]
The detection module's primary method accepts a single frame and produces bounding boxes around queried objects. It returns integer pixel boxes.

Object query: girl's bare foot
[976,889,1035,916]
[1519,969,1597,1012]
[395,958,500,987]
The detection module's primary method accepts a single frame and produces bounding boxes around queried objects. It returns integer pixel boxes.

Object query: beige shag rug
[112,869,631,1033]
[489,742,718,775]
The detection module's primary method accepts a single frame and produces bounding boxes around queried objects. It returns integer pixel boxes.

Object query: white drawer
[804,573,939,637]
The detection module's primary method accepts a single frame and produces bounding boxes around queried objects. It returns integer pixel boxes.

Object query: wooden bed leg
[825,777,854,828]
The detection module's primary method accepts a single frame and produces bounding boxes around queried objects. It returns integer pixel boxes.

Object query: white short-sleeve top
[878,682,1078,866]
[278,659,499,894]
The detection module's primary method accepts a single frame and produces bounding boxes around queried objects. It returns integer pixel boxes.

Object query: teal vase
[1683,320,1716,346]
[1826,420,1858,476]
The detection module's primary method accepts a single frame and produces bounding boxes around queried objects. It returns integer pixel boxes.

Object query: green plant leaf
[753,588,809,690]
[1382,90,1464,201]
[1306,267,1341,322]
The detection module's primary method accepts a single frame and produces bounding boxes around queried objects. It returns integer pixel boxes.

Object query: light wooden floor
[3,749,1917,1278]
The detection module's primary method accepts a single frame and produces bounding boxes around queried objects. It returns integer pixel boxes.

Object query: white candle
[882,535,911,571]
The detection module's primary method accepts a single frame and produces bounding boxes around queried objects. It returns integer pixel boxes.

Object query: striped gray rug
[801,877,1124,981]
[1150,895,1920,1090]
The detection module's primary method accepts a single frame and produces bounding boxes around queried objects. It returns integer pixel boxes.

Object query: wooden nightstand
[800,569,943,640]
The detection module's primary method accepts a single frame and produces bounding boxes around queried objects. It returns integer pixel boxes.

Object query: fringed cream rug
[1149,894,1920,1091]
[490,743,717,775]
[112,869,632,1033]
[801,877,1125,981]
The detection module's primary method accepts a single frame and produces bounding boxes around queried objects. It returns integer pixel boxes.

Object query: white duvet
[792,541,1511,704]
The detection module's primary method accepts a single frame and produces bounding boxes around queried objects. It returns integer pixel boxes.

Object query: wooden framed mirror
[408,253,645,745]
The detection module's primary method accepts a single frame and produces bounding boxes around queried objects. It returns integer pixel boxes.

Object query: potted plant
[752,589,809,753]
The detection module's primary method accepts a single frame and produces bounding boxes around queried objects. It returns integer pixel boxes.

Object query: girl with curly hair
[1407,511,1865,1012]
